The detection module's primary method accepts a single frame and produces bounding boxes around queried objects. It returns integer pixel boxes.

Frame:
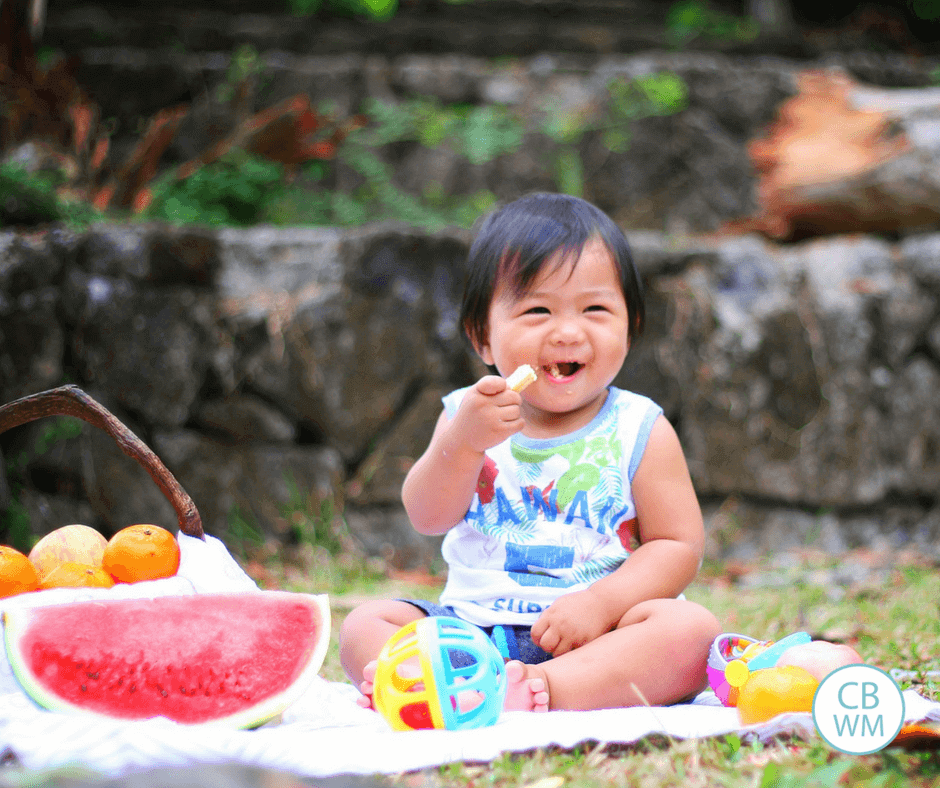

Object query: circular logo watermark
[812,665,905,755]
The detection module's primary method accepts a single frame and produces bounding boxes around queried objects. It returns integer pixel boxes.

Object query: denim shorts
[399,598,553,665]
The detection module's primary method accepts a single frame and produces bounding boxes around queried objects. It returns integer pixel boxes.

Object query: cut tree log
[728,68,940,241]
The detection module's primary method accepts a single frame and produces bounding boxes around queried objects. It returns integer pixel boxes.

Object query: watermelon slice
[3,591,330,728]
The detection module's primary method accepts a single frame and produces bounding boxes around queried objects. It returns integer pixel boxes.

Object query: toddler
[340,193,721,712]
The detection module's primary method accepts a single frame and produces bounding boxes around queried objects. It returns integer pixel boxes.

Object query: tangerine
[102,524,180,583]
[737,665,820,725]
[29,524,107,582]
[0,546,40,597]
[39,561,115,590]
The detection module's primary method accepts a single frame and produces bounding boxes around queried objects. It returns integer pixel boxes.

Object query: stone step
[37,0,854,59]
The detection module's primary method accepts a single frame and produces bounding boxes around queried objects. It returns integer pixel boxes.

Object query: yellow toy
[707,632,812,707]
[373,616,507,731]
[708,631,864,723]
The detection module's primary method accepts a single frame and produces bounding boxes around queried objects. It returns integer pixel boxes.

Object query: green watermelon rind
[3,591,331,729]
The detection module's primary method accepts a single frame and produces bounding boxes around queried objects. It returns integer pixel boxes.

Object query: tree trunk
[728,68,940,241]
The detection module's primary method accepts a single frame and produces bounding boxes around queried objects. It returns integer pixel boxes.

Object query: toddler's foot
[356,659,379,709]
[503,660,549,712]
[358,658,549,714]
[356,658,425,710]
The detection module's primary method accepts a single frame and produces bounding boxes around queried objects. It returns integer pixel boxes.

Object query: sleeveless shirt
[437,386,663,627]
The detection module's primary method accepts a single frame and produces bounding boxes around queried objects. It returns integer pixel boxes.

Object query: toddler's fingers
[532,623,558,655]
[475,374,510,396]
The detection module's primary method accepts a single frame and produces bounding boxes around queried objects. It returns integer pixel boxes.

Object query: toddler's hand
[531,590,613,656]
[450,375,525,453]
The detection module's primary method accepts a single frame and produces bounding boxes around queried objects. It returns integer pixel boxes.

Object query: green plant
[33,417,83,455]
[281,475,345,554]
[910,0,940,21]
[359,96,525,165]
[285,0,398,21]
[225,503,265,558]
[317,96,518,230]
[286,0,490,19]
[666,0,760,46]
[0,162,102,228]
[539,71,689,196]
[145,152,288,226]
[215,44,264,106]
[0,498,32,554]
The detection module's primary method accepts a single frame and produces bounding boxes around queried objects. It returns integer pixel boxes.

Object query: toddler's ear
[466,323,494,366]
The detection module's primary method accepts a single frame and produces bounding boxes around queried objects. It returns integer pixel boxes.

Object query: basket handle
[0,385,204,539]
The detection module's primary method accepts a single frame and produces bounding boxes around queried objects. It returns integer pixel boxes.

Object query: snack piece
[506,364,537,392]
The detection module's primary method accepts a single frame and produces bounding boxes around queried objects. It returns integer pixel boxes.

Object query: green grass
[238,544,940,787]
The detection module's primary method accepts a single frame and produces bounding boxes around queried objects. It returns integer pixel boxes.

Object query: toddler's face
[477,237,631,432]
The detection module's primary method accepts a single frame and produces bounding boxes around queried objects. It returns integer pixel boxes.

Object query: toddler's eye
[524,306,550,315]
[585,305,608,313]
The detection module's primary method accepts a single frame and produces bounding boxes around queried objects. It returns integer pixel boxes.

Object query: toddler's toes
[503,660,550,712]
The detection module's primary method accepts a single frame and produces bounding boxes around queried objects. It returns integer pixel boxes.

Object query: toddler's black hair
[460,192,645,350]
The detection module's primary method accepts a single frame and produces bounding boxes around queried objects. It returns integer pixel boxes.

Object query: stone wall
[38,2,940,236]
[5,2,940,566]
[3,222,940,566]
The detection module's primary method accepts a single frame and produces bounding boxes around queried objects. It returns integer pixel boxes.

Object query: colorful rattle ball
[373,616,507,731]
[707,631,811,706]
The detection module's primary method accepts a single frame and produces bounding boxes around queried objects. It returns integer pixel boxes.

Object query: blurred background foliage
[2,0,939,231]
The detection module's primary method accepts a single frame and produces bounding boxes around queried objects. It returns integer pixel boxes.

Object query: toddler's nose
[550,316,584,345]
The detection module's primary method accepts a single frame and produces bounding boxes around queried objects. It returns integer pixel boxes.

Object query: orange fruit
[102,524,180,583]
[0,546,40,597]
[39,561,115,590]
[737,666,820,724]
[776,641,863,681]
[28,524,107,582]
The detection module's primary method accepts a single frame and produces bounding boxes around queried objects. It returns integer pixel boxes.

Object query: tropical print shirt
[437,386,663,627]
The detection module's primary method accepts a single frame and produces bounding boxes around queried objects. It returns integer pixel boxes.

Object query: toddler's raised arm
[402,375,525,535]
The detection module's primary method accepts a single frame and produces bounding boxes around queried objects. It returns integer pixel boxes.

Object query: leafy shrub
[285,0,398,20]
[145,153,288,226]
[0,162,101,228]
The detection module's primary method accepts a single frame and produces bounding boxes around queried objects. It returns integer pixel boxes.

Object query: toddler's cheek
[776,641,863,681]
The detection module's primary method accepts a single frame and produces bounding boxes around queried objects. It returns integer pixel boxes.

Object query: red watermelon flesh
[3,591,330,727]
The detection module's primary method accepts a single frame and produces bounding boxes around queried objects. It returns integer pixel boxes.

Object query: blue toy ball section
[373,616,508,731]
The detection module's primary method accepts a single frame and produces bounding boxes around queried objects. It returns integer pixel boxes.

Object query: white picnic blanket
[2,534,939,779]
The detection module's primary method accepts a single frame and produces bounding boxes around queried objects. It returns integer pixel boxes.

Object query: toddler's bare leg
[339,599,426,688]
[522,599,721,711]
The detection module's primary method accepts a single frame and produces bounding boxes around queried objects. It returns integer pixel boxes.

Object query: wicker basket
[0,385,204,539]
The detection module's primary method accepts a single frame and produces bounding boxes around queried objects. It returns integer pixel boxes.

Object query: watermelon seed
[80,684,86,692]
[129,684,137,693]
[87,671,99,680]
[161,689,168,697]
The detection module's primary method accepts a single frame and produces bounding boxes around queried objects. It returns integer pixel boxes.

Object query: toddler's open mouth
[544,361,583,379]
